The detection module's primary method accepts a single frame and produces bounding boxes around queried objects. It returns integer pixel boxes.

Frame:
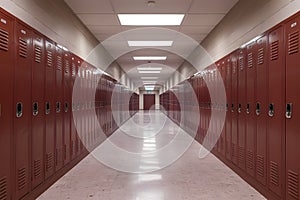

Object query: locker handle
[226,103,229,112]
[33,102,38,116]
[246,103,250,114]
[268,103,274,117]
[16,102,23,118]
[286,103,292,119]
[238,104,242,113]
[45,102,50,115]
[231,104,234,113]
[256,103,260,116]
[56,102,61,113]
[65,102,69,113]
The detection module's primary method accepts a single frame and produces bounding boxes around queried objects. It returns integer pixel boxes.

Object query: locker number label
[291,22,297,28]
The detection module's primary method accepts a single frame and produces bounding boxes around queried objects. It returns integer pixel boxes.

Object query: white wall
[0,0,134,90]
[139,90,160,110]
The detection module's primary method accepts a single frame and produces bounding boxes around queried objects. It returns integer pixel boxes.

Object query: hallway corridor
[38,111,265,200]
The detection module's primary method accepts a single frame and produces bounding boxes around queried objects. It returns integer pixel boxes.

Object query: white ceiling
[64,0,239,89]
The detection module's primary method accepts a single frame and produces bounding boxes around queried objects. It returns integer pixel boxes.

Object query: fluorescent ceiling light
[138,71,161,74]
[141,77,158,79]
[133,56,167,61]
[118,14,185,26]
[137,67,162,70]
[128,41,173,47]
[241,35,262,48]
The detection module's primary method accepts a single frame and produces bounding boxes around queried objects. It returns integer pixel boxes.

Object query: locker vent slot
[247,52,253,68]
[270,161,279,186]
[270,40,279,61]
[0,28,9,51]
[288,31,299,55]
[258,48,264,65]
[238,146,245,164]
[232,61,237,74]
[288,170,299,199]
[65,61,70,74]
[33,159,41,178]
[19,38,28,58]
[72,64,76,76]
[34,45,42,63]
[247,150,254,169]
[239,57,244,70]
[256,155,265,177]
[57,56,62,71]
[17,167,26,190]
[47,50,53,67]
[0,177,7,200]
[46,153,54,171]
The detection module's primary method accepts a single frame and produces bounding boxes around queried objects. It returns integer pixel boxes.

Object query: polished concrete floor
[38,111,266,200]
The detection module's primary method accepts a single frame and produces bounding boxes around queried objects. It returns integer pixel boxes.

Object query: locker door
[231,52,238,165]
[55,46,64,171]
[0,10,14,200]
[225,57,232,161]
[220,61,226,157]
[256,35,268,186]
[245,42,257,177]
[237,49,246,170]
[63,52,71,164]
[285,16,300,200]
[31,32,45,189]
[267,26,285,198]
[70,55,77,160]
[44,40,55,179]
[14,21,32,199]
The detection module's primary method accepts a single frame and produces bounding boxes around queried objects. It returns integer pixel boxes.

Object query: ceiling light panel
[138,71,161,74]
[141,77,159,79]
[128,41,173,47]
[118,14,185,26]
[137,67,162,70]
[133,56,167,61]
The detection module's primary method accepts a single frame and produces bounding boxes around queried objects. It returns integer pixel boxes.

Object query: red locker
[267,26,285,198]
[220,60,226,157]
[14,21,32,199]
[285,16,300,200]
[55,45,64,171]
[231,52,238,165]
[245,41,257,177]
[31,31,45,189]
[0,10,14,200]
[255,35,268,186]
[225,57,232,161]
[70,55,78,159]
[63,51,71,164]
[44,39,56,179]
[237,49,246,170]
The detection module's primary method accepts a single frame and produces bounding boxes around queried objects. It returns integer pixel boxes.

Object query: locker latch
[56,102,61,113]
[268,103,274,117]
[226,103,229,112]
[33,102,39,116]
[256,103,260,116]
[231,103,234,113]
[65,102,69,113]
[45,102,50,115]
[246,103,250,114]
[16,102,23,118]
[286,103,292,119]
[238,104,242,113]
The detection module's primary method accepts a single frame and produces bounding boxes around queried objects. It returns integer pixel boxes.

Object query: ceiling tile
[78,14,120,26]
[180,26,215,34]
[64,0,114,14]
[87,25,122,34]
[188,0,239,14]
[111,0,193,14]
[182,14,225,26]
